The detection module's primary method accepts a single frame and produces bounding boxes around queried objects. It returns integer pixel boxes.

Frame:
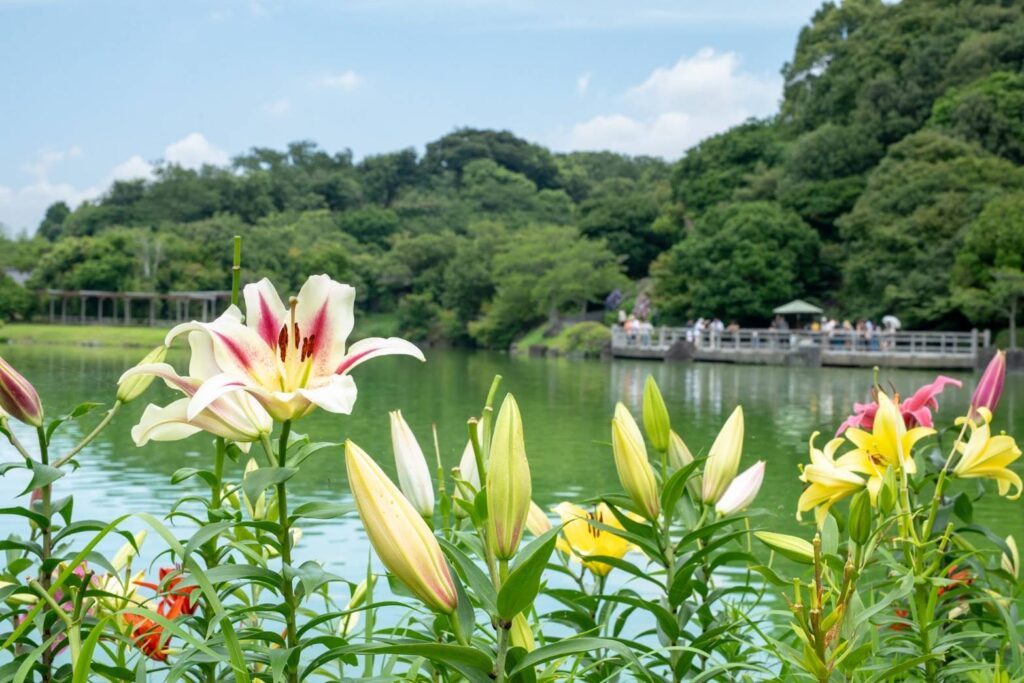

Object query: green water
[1,345,1021,579]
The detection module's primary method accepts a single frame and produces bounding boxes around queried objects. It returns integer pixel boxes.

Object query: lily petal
[243,278,288,348]
[297,374,358,414]
[295,275,356,376]
[336,337,425,375]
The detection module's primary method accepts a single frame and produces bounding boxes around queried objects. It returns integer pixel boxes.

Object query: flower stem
[493,559,511,683]
[275,421,299,683]
[52,401,122,469]
[36,426,55,680]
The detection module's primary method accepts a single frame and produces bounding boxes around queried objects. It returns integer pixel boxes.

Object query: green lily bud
[611,403,661,520]
[878,467,897,515]
[116,345,168,403]
[642,376,671,453]
[755,531,815,564]
[848,489,872,545]
[487,394,532,560]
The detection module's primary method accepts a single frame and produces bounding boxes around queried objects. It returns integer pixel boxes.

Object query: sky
[0,0,824,233]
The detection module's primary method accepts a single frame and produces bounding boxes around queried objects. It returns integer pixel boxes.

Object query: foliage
[652,201,821,323]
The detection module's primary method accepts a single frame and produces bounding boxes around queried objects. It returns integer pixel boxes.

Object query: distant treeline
[3,0,1024,346]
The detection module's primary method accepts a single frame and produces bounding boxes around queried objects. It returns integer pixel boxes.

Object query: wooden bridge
[611,327,991,370]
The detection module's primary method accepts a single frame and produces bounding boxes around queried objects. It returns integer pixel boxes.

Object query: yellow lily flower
[837,392,933,499]
[797,432,865,526]
[953,408,1022,499]
[552,502,632,576]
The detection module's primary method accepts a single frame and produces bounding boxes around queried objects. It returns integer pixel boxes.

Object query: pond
[1,345,1021,588]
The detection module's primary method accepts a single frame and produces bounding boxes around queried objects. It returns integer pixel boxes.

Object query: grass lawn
[0,312,401,349]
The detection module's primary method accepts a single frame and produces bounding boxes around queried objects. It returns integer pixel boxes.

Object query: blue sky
[0,0,823,233]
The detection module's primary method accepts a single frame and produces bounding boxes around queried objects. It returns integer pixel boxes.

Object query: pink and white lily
[164,275,424,422]
[836,375,962,436]
[120,330,272,448]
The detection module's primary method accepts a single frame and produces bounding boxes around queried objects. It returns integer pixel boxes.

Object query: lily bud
[116,346,168,403]
[702,406,744,504]
[611,403,660,520]
[111,530,148,573]
[0,356,43,427]
[1001,535,1019,578]
[668,430,702,498]
[339,576,376,635]
[642,376,671,453]
[754,531,815,564]
[526,500,551,536]
[510,613,535,652]
[715,461,765,515]
[848,489,872,545]
[389,410,435,517]
[453,421,483,519]
[972,350,1006,419]
[487,395,532,560]
[345,440,457,613]
[878,467,897,514]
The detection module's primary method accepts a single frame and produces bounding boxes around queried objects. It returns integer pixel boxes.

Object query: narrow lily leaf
[438,538,498,615]
[497,526,560,620]
[289,501,354,521]
[72,616,111,683]
[508,636,650,680]
[355,643,492,683]
[45,402,103,441]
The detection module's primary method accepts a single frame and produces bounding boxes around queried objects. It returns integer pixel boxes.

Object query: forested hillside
[3,0,1024,346]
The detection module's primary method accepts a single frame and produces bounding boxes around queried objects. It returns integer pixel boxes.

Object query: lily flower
[972,351,1006,418]
[166,275,424,422]
[836,376,961,436]
[487,394,532,560]
[837,392,933,494]
[346,440,457,613]
[553,502,633,576]
[797,433,865,525]
[117,346,168,404]
[715,460,765,515]
[121,331,272,449]
[0,356,43,427]
[952,408,1022,499]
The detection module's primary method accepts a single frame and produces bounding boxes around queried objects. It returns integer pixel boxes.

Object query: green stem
[36,426,55,680]
[3,424,34,462]
[493,559,511,683]
[275,421,299,683]
[231,235,243,306]
[52,401,122,469]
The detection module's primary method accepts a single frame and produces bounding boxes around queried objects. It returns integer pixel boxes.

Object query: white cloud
[264,97,292,116]
[576,72,591,95]
[164,132,229,169]
[563,48,780,158]
[0,133,230,232]
[313,70,362,91]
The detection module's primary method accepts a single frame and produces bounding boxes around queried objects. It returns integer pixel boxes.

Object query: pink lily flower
[0,356,43,427]
[166,275,424,422]
[836,375,962,436]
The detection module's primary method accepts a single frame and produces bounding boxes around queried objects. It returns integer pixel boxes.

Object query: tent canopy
[773,299,823,316]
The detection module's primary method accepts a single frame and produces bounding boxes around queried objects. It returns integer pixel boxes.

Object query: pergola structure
[39,290,233,326]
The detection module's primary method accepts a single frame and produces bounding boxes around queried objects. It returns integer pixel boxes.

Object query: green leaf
[952,492,973,524]
[170,467,219,488]
[289,501,354,521]
[45,402,102,441]
[508,636,649,680]
[18,461,63,497]
[820,513,839,556]
[356,642,492,683]
[72,616,111,683]
[288,440,340,468]
[438,538,498,616]
[0,506,48,528]
[242,466,297,504]
[497,526,559,620]
[450,565,476,645]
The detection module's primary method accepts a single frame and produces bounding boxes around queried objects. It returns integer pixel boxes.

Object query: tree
[953,192,1024,345]
[422,128,560,189]
[651,201,821,323]
[578,178,668,277]
[38,201,71,241]
[839,131,1024,326]
[469,225,625,347]
[930,71,1024,164]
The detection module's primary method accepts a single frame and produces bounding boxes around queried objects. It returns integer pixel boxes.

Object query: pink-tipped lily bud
[611,403,661,520]
[487,394,532,560]
[525,500,551,536]
[715,460,765,515]
[389,410,435,517]
[972,350,1006,419]
[345,440,457,614]
[117,346,168,404]
[0,356,43,427]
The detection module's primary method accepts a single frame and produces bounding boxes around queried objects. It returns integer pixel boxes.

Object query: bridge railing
[613,327,988,356]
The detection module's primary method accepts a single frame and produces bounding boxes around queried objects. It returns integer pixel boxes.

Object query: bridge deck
[612,328,988,370]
